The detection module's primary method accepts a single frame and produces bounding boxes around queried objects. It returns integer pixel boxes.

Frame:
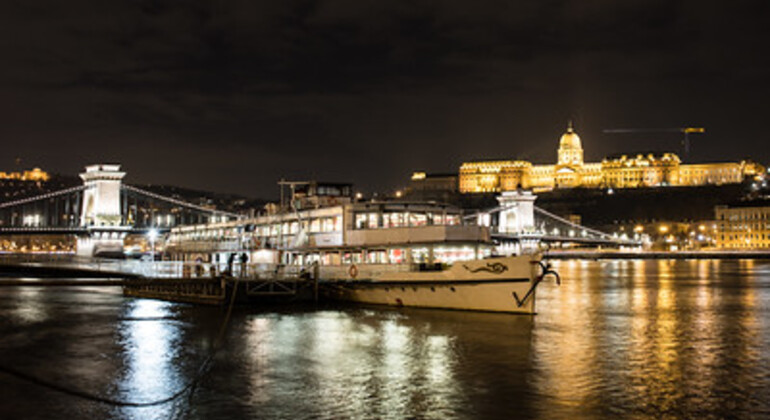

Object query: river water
[1,259,769,419]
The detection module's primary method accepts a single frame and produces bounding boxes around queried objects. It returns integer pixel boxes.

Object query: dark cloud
[1,0,768,198]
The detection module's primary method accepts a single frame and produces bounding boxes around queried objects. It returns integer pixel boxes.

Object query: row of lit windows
[719,224,770,232]
[353,212,461,230]
[721,234,770,241]
[290,245,488,266]
[721,212,770,221]
[172,216,343,242]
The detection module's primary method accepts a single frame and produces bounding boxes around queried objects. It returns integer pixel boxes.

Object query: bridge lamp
[147,228,159,262]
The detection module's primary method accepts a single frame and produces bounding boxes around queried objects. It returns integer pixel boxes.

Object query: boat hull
[322,255,541,314]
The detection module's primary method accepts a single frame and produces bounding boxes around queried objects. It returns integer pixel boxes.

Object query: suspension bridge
[0,165,639,259]
[0,164,242,256]
[471,190,642,254]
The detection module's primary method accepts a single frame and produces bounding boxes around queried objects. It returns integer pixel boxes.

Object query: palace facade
[0,167,50,182]
[458,124,764,193]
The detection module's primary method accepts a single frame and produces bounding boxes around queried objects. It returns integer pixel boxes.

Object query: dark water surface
[1,259,770,419]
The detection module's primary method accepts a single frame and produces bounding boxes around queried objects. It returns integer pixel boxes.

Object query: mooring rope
[0,278,240,407]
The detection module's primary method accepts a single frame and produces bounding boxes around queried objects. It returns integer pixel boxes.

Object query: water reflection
[542,259,770,418]
[2,260,770,419]
[117,299,181,420]
[240,309,486,419]
[8,287,48,324]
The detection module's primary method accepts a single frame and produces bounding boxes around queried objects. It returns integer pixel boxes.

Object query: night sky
[1,0,768,199]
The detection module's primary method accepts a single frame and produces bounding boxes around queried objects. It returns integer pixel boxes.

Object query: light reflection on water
[534,259,770,419]
[116,299,182,420]
[240,311,466,419]
[2,260,770,419]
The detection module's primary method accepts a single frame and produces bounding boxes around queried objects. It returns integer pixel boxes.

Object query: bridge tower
[496,190,540,254]
[77,164,131,257]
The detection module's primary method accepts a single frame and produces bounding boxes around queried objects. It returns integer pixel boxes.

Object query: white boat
[163,181,559,314]
[323,255,556,313]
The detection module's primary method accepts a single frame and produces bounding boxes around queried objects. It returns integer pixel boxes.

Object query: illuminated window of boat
[367,213,379,229]
[389,248,405,264]
[434,246,475,263]
[411,247,429,263]
[409,213,427,227]
[367,249,386,264]
[323,252,340,265]
[310,218,320,232]
[384,212,404,228]
[355,213,367,229]
[342,252,352,264]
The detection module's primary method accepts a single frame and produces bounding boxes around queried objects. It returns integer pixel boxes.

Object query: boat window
[310,218,320,232]
[321,217,337,232]
[333,216,342,232]
[355,213,367,229]
[366,250,387,264]
[367,213,378,229]
[411,247,429,263]
[434,246,475,263]
[389,248,405,264]
[322,252,340,266]
[384,212,405,228]
[409,213,427,227]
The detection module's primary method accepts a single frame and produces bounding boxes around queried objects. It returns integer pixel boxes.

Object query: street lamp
[147,228,159,262]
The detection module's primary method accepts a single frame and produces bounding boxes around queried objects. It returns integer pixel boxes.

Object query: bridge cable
[0,278,240,407]
[533,206,615,239]
[0,185,90,209]
[121,185,242,218]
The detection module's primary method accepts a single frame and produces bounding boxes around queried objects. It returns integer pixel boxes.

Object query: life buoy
[349,264,358,279]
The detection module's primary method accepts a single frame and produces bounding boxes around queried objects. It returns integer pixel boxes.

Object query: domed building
[457,123,764,193]
[557,122,583,167]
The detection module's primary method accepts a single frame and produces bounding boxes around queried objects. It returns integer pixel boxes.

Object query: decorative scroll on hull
[323,255,547,314]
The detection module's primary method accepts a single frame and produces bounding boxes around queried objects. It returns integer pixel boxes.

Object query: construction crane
[602,127,705,159]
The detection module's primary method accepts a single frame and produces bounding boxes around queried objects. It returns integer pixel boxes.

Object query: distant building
[715,199,770,249]
[458,123,764,193]
[0,167,50,182]
[408,172,458,193]
[406,172,458,202]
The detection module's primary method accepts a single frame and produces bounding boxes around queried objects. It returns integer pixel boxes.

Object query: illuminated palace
[0,167,50,182]
[458,123,764,193]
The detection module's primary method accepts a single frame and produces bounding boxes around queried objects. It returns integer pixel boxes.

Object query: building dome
[559,123,582,150]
